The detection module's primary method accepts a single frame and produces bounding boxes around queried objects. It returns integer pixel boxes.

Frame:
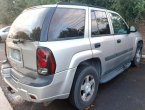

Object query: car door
[108,12,133,67]
[89,8,116,75]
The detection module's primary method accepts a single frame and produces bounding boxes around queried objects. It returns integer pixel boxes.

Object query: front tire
[69,65,99,110]
[132,44,142,66]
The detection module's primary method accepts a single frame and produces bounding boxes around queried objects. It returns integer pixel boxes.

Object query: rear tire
[132,44,142,66]
[69,65,99,110]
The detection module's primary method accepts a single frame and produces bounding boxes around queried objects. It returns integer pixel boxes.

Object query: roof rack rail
[57,1,87,6]
[56,1,106,9]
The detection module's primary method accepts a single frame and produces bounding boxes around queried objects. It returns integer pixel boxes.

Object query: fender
[132,32,143,60]
[69,50,93,69]
[61,50,102,94]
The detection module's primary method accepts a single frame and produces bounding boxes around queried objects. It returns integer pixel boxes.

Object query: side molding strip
[105,48,133,61]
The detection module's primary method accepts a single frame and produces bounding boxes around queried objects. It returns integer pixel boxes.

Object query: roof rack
[57,1,88,6]
[56,1,106,9]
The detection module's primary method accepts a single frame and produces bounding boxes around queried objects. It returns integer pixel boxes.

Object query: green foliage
[0,0,145,24]
[73,0,145,24]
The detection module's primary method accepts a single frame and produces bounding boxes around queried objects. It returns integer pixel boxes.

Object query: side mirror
[130,26,137,32]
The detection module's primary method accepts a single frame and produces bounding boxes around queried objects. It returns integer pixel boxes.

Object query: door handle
[94,43,101,48]
[117,39,121,43]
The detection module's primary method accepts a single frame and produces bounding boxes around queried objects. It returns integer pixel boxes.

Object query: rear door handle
[94,43,101,48]
[117,39,121,43]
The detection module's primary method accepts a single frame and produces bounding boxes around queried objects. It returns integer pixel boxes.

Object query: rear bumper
[1,61,75,102]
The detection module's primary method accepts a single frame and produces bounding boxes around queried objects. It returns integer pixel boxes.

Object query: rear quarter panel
[39,38,92,73]
[39,6,93,73]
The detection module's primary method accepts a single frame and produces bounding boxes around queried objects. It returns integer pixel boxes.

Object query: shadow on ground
[10,62,145,110]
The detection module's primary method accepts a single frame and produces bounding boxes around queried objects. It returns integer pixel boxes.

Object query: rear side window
[48,8,85,41]
[91,10,110,37]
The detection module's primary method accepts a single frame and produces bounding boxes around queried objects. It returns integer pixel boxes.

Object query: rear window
[3,27,10,32]
[48,8,86,41]
[8,8,48,41]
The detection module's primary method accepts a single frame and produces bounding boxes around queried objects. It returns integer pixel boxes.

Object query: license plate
[11,49,21,61]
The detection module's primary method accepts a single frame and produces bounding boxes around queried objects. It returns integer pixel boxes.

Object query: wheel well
[138,40,143,48]
[69,58,102,98]
[76,58,102,78]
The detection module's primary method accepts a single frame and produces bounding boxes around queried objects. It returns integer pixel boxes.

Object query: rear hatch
[6,7,51,78]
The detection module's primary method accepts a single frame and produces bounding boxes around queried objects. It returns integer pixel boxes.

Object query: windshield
[8,8,48,41]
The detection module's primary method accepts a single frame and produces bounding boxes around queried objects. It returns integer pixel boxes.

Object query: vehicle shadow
[30,99,77,110]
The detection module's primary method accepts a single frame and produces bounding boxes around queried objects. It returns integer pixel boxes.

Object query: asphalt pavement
[1,43,145,110]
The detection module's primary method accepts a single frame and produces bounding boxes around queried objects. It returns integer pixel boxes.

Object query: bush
[0,0,145,25]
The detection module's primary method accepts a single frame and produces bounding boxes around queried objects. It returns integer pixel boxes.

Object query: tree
[0,0,144,25]
[71,0,145,24]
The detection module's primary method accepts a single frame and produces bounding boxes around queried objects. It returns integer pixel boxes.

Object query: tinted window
[48,8,85,41]
[9,8,48,41]
[91,10,110,37]
[91,11,99,37]
[110,13,128,34]
[3,27,10,32]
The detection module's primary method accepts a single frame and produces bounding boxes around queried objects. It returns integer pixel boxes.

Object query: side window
[91,11,99,36]
[3,27,10,32]
[48,8,85,41]
[110,13,128,34]
[91,10,110,37]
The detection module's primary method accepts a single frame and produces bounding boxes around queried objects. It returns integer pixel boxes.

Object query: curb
[0,87,13,110]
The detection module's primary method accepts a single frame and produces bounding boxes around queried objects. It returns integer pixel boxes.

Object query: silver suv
[1,3,143,109]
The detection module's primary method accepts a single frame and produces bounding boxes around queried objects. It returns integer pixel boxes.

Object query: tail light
[37,47,56,76]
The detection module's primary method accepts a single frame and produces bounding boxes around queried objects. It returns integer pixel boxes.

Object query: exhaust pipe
[7,86,15,94]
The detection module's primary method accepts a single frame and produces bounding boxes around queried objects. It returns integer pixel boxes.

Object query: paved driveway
[0,43,145,110]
